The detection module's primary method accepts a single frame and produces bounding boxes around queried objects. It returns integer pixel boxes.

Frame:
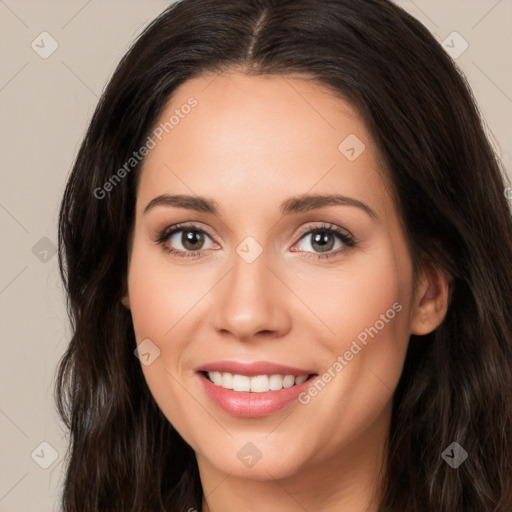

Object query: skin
[121,71,451,512]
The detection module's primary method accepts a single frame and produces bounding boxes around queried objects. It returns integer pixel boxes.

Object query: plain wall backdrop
[0,1,511,510]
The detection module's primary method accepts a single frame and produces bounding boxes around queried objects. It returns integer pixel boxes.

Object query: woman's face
[122,71,449,487]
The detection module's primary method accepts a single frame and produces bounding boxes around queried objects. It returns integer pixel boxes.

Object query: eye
[291,223,355,259]
[156,223,219,259]
[156,222,355,261]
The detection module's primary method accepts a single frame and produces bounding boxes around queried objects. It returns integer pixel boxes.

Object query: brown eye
[166,228,216,253]
[292,224,354,257]
[180,229,205,251]
[156,223,220,259]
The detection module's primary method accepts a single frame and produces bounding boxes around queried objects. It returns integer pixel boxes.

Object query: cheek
[307,240,413,396]
[127,240,200,343]
[126,241,218,404]
[292,250,408,343]
[126,244,203,438]
[297,270,410,450]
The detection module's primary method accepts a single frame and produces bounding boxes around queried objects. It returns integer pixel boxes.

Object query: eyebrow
[143,193,377,220]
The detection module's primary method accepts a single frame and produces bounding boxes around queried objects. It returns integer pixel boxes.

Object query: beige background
[0,1,511,510]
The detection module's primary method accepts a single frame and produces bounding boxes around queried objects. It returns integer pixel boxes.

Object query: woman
[55,0,512,510]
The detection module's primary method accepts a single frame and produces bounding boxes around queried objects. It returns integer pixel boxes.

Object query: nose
[211,249,292,342]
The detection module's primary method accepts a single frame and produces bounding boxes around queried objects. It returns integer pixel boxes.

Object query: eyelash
[155,222,355,261]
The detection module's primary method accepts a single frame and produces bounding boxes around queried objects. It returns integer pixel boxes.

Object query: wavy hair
[55,0,512,510]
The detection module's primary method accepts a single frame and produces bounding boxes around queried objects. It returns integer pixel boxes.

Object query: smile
[196,368,318,417]
[204,371,310,392]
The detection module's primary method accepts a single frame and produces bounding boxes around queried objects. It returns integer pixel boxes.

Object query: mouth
[194,360,319,417]
[196,368,319,418]
[200,370,317,393]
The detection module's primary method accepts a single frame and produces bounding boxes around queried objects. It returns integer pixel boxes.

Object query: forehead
[137,71,392,219]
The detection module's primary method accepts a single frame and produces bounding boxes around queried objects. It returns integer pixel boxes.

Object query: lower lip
[197,372,317,417]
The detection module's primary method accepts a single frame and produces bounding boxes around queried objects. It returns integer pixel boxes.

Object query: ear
[120,278,131,310]
[410,260,452,336]
[121,292,131,309]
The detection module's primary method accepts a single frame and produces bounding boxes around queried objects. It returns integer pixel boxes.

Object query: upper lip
[196,360,316,377]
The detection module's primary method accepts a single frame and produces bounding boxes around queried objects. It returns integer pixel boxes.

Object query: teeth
[211,371,223,386]
[250,375,269,392]
[206,372,310,392]
[294,374,308,385]
[233,374,251,392]
[269,374,283,391]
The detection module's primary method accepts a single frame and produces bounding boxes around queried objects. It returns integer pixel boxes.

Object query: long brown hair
[56,0,512,510]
